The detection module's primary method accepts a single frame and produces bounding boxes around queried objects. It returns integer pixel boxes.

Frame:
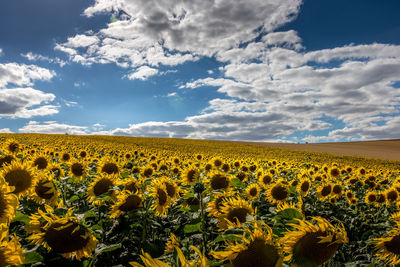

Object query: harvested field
[242,139,400,161]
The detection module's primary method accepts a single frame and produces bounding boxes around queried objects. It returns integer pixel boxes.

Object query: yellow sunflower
[282,217,348,266]
[365,191,377,205]
[316,183,333,201]
[245,183,261,200]
[27,205,97,260]
[69,160,86,179]
[31,172,59,205]
[207,191,234,217]
[266,181,289,204]
[182,165,200,185]
[0,154,14,168]
[211,220,283,267]
[373,222,400,265]
[0,179,19,225]
[3,139,20,154]
[0,225,25,265]
[258,173,274,188]
[87,174,118,205]
[98,156,120,175]
[218,197,254,230]
[297,177,311,197]
[31,152,50,170]
[149,180,171,216]
[0,160,38,196]
[207,170,231,191]
[47,162,64,179]
[109,190,142,218]
[164,232,179,253]
[159,176,180,202]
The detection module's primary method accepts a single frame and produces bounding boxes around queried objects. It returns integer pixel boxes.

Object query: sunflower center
[367,194,376,202]
[211,174,229,190]
[384,235,400,255]
[301,181,310,192]
[93,178,114,196]
[271,184,288,201]
[232,238,280,267]
[143,168,153,177]
[4,169,32,194]
[0,250,6,267]
[71,163,84,177]
[118,195,142,212]
[44,221,89,253]
[214,159,222,167]
[250,188,258,196]
[293,231,339,266]
[62,153,70,161]
[101,163,119,174]
[330,168,340,177]
[34,157,48,170]
[321,185,332,197]
[186,170,197,183]
[227,207,249,223]
[0,155,14,167]
[332,185,342,195]
[236,172,246,181]
[8,142,19,152]
[158,189,168,206]
[263,175,272,185]
[387,190,398,202]
[125,182,138,193]
[35,180,55,200]
[165,183,176,198]
[80,151,87,158]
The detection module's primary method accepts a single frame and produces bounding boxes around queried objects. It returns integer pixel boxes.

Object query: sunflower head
[31,152,49,170]
[4,139,20,154]
[182,165,200,185]
[69,160,86,178]
[298,177,311,197]
[149,179,171,216]
[98,156,120,175]
[110,190,143,218]
[207,191,233,217]
[0,225,25,265]
[373,223,400,265]
[0,160,38,196]
[282,217,348,266]
[87,174,117,205]
[31,172,59,205]
[218,197,254,230]
[208,170,230,191]
[266,181,289,204]
[245,183,261,200]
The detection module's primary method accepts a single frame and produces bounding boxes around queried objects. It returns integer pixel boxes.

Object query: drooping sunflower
[109,190,142,218]
[211,220,283,267]
[87,174,118,205]
[0,225,25,265]
[164,232,179,253]
[218,197,254,230]
[207,170,231,191]
[282,217,348,266]
[4,139,20,154]
[0,179,19,225]
[245,183,261,200]
[98,156,120,175]
[27,205,97,260]
[31,172,59,205]
[149,180,171,216]
[266,181,289,204]
[373,222,400,265]
[0,160,38,196]
[182,165,200,185]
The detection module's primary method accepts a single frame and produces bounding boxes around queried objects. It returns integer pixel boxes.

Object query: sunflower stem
[198,191,207,254]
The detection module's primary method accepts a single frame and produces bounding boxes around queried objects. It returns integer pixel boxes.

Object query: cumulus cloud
[0,88,58,118]
[0,63,55,88]
[19,121,89,135]
[125,66,159,80]
[0,128,12,133]
[21,52,67,67]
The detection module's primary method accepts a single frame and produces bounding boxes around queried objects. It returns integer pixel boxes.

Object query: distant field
[241,139,400,161]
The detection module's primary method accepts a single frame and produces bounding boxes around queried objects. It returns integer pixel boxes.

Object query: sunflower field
[0,133,400,266]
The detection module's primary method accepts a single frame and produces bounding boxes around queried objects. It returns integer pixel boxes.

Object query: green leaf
[183,222,202,234]
[96,244,122,255]
[277,208,303,221]
[11,211,30,225]
[121,172,130,178]
[84,210,97,220]
[69,195,79,202]
[24,252,43,264]
[231,178,245,188]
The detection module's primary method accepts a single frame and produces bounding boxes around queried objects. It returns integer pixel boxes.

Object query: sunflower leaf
[23,251,43,264]
[11,211,30,225]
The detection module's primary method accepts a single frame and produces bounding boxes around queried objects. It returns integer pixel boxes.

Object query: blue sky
[1,0,400,142]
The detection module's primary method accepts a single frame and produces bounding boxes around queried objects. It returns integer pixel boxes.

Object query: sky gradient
[1,0,400,142]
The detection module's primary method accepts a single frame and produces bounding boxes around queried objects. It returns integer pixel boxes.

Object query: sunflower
[123,178,140,194]
[218,197,254,230]
[211,157,223,168]
[60,152,71,162]
[373,222,400,265]
[182,165,200,185]
[207,170,230,191]
[31,152,50,170]
[141,166,154,178]
[0,160,38,196]
[149,180,171,216]
[331,183,344,198]
[259,173,274,188]
[207,191,234,217]
[282,217,348,266]
[0,179,19,225]
[211,220,283,267]
[365,191,377,205]
[109,190,142,218]
[69,160,86,178]
[236,171,248,183]
[27,205,97,260]
[164,233,179,253]
[0,154,14,168]
[245,184,261,200]
[298,177,311,197]
[0,225,25,265]
[266,181,289,204]
[31,172,59,205]
[87,174,117,205]
[4,139,20,154]
[47,162,64,179]
[159,176,180,201]
[316,183,333,201]
[386,188,399,205]
[98,156,120,175]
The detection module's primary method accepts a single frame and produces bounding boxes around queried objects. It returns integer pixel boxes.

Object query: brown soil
[239,139,400,162]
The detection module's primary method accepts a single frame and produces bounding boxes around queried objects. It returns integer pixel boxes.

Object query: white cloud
[0,63,55,88]
[19,121,89,135]
[0,88,58,118]
[167,92,177,97]
[0,128,12,133]
[21,52,67,67]
[125,66,159,80]
[0,48,3,56]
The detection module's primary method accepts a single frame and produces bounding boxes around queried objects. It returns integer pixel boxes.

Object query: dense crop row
[0,133,399,266]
